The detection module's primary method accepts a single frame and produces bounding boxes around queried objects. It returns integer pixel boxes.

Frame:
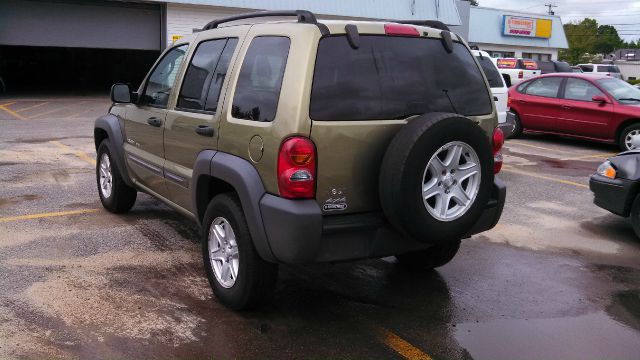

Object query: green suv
[94,10,506,310]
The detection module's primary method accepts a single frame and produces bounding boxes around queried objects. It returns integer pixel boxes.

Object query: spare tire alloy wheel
[208,217,239,288]
[423,141,481,221]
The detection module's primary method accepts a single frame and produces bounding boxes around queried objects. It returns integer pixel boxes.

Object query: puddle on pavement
[455,311,640,360]
[0,194,42,208]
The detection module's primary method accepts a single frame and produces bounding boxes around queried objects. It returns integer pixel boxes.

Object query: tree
[595,25,624,54]
[560,18,599,65]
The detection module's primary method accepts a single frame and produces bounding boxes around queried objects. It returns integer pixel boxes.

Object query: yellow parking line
[0,209,100,223]
[507,141,576,154]
[29,105,69,119]
[50,140,97,166]
[15,101,48,113]
[375,327,432,360]
[502,166,589,189]
[0,102,29,121]
[562,152,618,161]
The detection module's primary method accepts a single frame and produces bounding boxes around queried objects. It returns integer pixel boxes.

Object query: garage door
[0,0,162,50]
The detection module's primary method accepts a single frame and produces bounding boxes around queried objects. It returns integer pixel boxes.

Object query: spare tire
[380,112,494,244]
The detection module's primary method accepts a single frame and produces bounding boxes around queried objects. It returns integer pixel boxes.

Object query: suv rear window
[597,65,620,73]
[476,55,504,88]
[310,36,492,120]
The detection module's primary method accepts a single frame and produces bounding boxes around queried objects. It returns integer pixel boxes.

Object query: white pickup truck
[577,63,624,80]
[493,58,540,87]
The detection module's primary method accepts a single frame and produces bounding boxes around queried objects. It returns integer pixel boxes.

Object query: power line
[544,3,558,15]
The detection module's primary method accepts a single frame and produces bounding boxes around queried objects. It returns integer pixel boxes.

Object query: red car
[507,73,640,151]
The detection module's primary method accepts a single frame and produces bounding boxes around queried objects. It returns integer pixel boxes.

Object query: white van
[577,63,624,80]
[472,50,511,136]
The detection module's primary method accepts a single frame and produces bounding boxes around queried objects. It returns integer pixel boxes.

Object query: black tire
[619,123,640,152]
[510,112,523,139]
[96,140,137,213]
[630,194,640,239]
[379,112,494,245]
[202,193,278,310]
[396,240,461,270]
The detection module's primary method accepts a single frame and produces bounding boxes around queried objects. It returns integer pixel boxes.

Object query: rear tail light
[278,137,316,199]
[507,96,512,109]
[518,70,524,79]
[492,127,504,174]
[384,24,420,37]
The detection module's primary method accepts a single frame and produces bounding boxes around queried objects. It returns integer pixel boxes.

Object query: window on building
[563,78,604,102]
[524,77,563,98]
[231,36,290,122]
[142,45,188,108]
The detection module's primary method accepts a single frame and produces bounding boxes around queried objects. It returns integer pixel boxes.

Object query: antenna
[544,3,557,15]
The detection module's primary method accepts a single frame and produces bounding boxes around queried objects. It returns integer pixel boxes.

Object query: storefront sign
[503,15,552,38]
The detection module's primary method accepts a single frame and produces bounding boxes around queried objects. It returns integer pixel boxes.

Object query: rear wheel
[96,141,137,213]
[396,240,461,270]
[630,194,640,239]
[619,123,640,151]
[202,193,278,310]
[510,112,523,139]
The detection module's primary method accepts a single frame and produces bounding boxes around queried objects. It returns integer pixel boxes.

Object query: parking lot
[1,96,640,359]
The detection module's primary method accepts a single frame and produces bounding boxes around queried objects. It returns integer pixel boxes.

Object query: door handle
[518,99,527,104]
[147,117,163,127]
[195,125,215,137]
[561,104,572,110]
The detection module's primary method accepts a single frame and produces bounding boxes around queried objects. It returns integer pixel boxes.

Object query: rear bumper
[259,178,506,264]
[589,174,637,217]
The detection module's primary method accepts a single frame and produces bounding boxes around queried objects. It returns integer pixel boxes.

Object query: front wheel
[96,141,137,213]
[619,123,640,151]
[396,240,461,270]
[202,193,278,310]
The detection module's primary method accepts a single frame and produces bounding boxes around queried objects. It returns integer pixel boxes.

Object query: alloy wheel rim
[422,141,481,222]
[99,153,113,199]
[625,130,640,150]
[208,217,239,288]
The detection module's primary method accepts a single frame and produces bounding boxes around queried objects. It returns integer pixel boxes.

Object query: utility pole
[544,3,557,15]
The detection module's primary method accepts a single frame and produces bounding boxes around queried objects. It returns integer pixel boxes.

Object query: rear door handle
[561,104,572,110]
[147,117,163,127]
[195,125,215,137]
[518,99,527,104]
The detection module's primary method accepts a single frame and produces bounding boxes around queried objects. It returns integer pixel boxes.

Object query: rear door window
[476,56,504,88]
[231,36,290,122]
[524,77,563,98]
[310,36,492,120]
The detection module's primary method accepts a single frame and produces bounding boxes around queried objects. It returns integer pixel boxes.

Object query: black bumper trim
[589,175,637,217]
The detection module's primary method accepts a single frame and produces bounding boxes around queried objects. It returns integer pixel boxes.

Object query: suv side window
[564,78,604,101]
[231,36,290,122]
[142,45,188,108]
[178,38,238,112]
[524,77,563,98]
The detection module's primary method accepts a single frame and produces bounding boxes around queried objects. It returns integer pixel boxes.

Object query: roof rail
[202,10,318,30]
[394,20,450,32]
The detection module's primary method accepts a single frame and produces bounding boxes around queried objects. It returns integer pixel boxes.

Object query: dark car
[590,151,640,237]
[538,60,572,74]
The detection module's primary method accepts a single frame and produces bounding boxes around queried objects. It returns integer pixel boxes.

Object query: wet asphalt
[0,96,639,359]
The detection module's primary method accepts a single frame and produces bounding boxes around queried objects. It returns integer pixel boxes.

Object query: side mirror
[592,95,608,104]
[502,73,512,88]
[110,83,132,103]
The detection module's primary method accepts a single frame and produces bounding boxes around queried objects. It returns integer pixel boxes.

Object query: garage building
[0,0,461,95]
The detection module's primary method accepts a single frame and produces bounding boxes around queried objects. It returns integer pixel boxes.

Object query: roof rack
[202,10,318,30]
[394,20,450,32]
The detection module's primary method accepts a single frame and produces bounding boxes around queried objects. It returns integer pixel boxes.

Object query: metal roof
[158,0,462,25]
[468,6,568,49]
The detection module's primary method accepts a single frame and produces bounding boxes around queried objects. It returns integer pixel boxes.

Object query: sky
[477,0,640,42]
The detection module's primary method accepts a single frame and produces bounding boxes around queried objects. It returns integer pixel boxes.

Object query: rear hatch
[309,28,496,215]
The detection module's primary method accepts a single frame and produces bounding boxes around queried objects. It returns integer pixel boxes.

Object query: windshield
[598,65,620,73]
[597,78,640,103]
[476,55,504,88]
[310,36,493,120]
